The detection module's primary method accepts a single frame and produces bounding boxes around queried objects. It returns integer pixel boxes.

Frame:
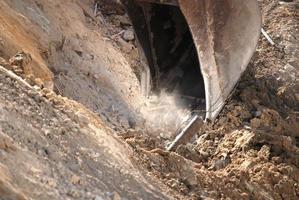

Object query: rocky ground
[0,0,298,200]
[0,59,178,200]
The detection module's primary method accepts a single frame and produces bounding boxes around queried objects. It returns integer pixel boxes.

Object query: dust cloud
[138,91,191,139]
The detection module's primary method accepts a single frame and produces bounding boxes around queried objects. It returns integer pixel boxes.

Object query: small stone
[45,91,55,99]
[70,174,81,185]
[212,155,231,170]
[47,179,57,188]
[122,30,135,41]
[34,78,44,88]
[67,188,81,198]
[14,68,23,75]
[75,111,89,127]
[257,145,270,160]
[117,37,134,53]
[25,74,35,85]
[33,94,42,102]
[41,88,51,94]
[27,90,38,98]
[254,110,262,117]
[199,150,210,159]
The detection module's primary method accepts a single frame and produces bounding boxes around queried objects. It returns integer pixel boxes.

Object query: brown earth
[0,0,298,200]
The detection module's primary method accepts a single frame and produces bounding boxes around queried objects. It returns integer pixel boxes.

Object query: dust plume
[138,91,191,139]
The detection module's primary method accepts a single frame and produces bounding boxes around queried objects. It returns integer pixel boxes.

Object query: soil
[0,0,298,200]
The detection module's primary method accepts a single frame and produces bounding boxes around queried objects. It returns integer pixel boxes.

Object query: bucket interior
[126,2,206,111]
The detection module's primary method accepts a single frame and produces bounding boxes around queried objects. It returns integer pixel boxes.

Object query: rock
[24,74,35,85]
[257,145,270,160]
[13,68,23,75]
[75,111,89,127]
[47,179,57,188]
[66,188,81,198]
[41,88,52,96]
[254,110,262,117]
[115,15,131,26]
[122,30,135,41]
[34,78,44,88]
[116,37,134,53]
[198,150,210,159]
[212,157,231,170]
[9,52,33,75]
[70,174,81,185]
[45,91,55,99]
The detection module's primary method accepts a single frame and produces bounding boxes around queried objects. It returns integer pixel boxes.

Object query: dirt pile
[120,0,299,199]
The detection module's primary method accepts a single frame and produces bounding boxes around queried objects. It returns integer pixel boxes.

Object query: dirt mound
[121,0,299,199]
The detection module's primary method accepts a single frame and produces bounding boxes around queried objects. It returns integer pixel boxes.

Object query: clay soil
[0,0,298,200]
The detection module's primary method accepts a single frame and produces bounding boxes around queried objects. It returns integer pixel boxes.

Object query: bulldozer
[121,0,261,120]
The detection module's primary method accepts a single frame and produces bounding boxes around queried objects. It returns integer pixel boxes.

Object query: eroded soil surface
[0,0,298,200]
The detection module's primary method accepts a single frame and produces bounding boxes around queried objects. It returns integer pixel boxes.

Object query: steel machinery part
[122,0,261,120]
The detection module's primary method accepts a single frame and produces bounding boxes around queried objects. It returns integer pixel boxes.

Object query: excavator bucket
[122,0,261,120]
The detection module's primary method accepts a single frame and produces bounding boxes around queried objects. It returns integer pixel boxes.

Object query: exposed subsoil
[0,0,298,200]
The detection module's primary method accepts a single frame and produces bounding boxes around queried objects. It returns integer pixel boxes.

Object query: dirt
[0,0,298,200]
[0,59,179,199]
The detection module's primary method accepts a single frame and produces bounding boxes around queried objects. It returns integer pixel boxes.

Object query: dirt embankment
[0,0,298,200]
[0,57,179,199]
[0,0,145,133]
